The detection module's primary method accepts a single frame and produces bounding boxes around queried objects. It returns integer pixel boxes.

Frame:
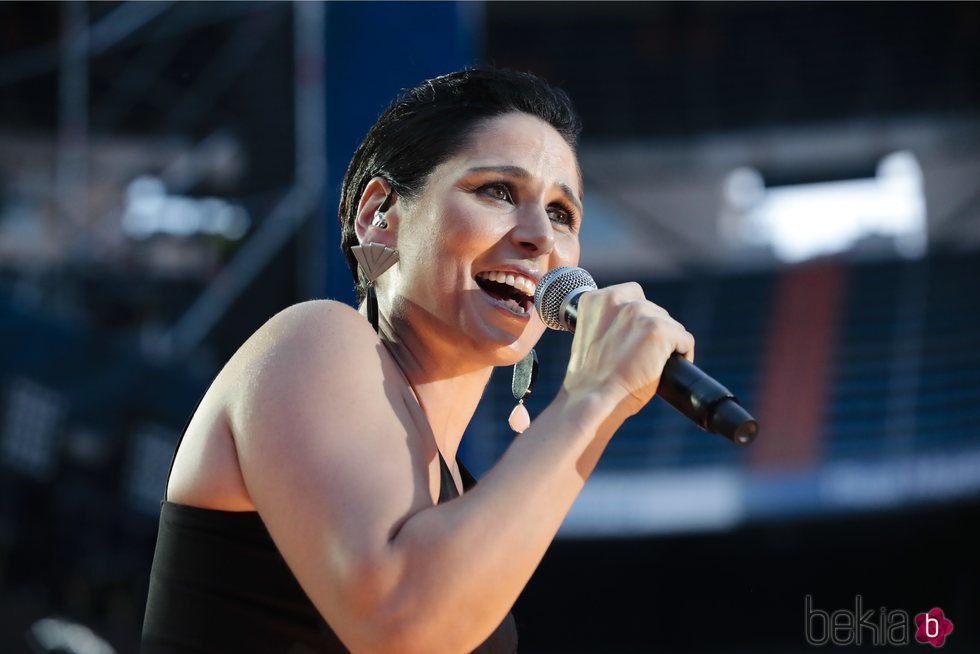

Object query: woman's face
[385,111,582,367]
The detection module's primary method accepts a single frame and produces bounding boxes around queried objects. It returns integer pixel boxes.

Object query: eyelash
[478,181,578,229]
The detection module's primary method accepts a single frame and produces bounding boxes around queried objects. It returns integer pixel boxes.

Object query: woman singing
[141,68,695,653]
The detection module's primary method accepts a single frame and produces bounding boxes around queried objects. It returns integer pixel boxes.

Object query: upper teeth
[476,271,537,297]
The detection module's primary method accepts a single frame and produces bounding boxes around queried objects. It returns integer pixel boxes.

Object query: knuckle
[622,299,648,319]
[624,281,645,298]
[638,311,661,329]
[607,282,645,301]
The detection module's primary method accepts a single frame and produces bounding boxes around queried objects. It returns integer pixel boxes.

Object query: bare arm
[229,288,690,654]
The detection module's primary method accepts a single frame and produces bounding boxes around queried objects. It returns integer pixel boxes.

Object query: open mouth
[475,271,536,316]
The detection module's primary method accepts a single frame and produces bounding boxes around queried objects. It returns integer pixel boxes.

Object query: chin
[478,327,544,368]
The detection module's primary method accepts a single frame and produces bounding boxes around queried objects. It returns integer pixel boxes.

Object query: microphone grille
[533,266,597,331]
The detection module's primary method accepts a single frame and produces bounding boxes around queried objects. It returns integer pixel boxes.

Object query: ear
[354,177,398,246]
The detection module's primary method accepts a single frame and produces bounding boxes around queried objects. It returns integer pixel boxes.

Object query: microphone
[534,266,759,445]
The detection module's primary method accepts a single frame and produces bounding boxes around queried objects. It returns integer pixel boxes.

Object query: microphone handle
[564,293,757,445]
[657,354,758,445]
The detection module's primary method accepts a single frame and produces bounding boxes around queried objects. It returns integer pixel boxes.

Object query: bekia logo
[805,595,953,648]
[914,608,955,648]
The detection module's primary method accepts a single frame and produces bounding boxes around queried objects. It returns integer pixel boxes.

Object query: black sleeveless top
[141,437,518,653]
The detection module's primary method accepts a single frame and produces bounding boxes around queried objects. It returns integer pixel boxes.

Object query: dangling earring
[509,349,538,433]
[350,242,398,333]
[351,192,397,333]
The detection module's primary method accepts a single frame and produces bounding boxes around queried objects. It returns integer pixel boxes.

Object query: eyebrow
[466,165,584,215]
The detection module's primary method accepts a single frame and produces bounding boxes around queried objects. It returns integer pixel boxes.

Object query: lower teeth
[503,297,525,314]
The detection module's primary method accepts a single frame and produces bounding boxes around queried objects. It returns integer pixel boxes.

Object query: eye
[548,203,578,229]
[480,182,513,203]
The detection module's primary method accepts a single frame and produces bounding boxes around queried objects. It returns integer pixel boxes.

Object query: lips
[474,270,536,316]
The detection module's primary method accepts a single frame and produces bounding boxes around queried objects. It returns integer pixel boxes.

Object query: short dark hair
[338,67,583,303]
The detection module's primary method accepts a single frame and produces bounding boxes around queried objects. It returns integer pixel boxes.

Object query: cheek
[553,234,581,268]
[401,212,486,294]
[430,200,503,262]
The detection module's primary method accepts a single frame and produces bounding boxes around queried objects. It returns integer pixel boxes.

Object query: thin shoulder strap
[378,343,474,499]
[436,451,479,503]
[436,452,457,503]
[457,456,478,491]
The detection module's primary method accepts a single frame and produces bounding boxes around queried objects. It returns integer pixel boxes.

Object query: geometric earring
[350,242,399,282]
[350,242,399,333]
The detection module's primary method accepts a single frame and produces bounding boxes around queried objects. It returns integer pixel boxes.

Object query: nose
[510,204,555,255]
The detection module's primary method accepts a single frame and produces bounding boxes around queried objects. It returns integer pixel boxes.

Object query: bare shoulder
[268,298,375,340]
[229,299,381,402]
[167,300,391,510]
[217,299,438,635]
[226,298,404,453]
[242,298,378,361]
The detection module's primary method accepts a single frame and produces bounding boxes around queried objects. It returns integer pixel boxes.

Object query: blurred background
[1,2,978,652]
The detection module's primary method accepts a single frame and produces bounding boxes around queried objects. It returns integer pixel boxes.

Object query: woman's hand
[561,282,695,420]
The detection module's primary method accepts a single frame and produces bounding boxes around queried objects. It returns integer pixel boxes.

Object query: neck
[365,306,495,464]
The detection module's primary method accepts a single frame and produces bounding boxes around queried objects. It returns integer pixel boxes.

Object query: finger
[681,330,696,363]
[667,318,695,363]
[658,317,695,364]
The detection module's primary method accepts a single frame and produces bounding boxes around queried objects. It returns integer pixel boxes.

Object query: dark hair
[338,68,583,303]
